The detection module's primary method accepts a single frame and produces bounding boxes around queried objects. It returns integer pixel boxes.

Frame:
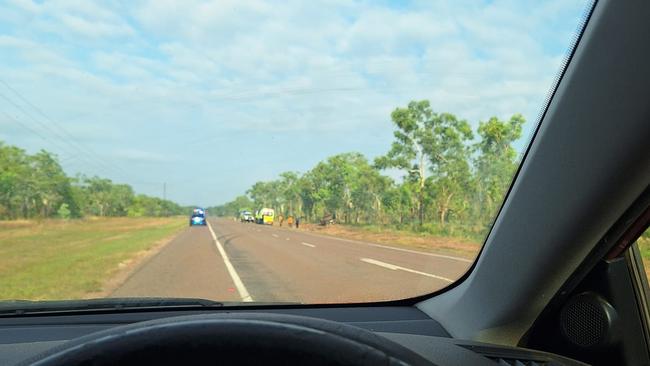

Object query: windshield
[0,1,591,307]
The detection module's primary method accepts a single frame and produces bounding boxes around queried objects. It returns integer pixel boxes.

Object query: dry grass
[299,223,482,259]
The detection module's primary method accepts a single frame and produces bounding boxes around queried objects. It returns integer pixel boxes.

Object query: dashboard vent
[458,344,575,366]
[486,356,548,366]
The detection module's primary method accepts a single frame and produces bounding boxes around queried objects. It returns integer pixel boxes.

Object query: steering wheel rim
[22,313,433,366]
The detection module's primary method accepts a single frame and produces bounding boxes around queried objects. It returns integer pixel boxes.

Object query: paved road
[112,218,472,304]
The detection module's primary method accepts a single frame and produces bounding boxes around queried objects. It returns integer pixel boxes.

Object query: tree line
[211,100,525,241]
[0,141,186,219]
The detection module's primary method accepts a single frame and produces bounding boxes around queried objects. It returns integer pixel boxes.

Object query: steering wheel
[22,313,433,365]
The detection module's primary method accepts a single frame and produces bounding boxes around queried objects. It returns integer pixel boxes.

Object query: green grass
[0,217,185,300]
[637,233,650,277]
[344,222,487,244]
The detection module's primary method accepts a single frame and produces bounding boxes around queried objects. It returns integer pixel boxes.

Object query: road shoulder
[88,230,182,298]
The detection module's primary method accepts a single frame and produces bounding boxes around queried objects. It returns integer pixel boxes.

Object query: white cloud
[92,51,161,80]
[57,13,134,38]
[7,0,40,13]
[0,35,71,66]
[7,0,135,39]
[0,0,590,202]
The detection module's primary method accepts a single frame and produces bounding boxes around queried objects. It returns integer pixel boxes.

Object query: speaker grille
[560,294,609,347]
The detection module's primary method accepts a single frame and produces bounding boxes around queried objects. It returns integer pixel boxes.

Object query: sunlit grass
[0,217,185,300]
[637,233,650,278]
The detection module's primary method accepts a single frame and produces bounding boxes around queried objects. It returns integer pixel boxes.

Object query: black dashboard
[0,306,585,365]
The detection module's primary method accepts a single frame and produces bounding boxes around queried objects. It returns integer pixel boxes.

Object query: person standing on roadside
[287,215,294,228]
[279,214,284,227]
[295,216,300,229]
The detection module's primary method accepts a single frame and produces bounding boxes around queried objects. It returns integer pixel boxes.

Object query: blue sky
[0,0,589,206]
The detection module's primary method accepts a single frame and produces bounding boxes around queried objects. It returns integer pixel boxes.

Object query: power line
[1,111,89,163]
[0,92,116,176]
[0,80,130,180]
[1,113,117,180]
[0,79,130,177]
[3,109,174,201]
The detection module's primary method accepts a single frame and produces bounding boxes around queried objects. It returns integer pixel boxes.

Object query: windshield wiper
[0,297,225,317]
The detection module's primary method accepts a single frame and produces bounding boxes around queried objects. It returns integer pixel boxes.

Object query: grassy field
[0,217,185,301]
[637,233,650,278]
[299,223,482,259]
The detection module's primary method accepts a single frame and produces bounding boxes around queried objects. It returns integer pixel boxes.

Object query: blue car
[189,208,207,226]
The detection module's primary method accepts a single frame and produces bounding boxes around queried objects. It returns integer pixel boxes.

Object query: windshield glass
[0,1,591,306]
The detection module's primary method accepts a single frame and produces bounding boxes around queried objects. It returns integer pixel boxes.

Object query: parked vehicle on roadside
[320,213,335,226]
[239,211,255,223]
[256,208,275,225]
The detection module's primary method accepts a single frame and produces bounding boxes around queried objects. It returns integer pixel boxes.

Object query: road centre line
[207,222,253,302]
[360,258,454,283]
[272,234,279,238]
[301,242,316,248]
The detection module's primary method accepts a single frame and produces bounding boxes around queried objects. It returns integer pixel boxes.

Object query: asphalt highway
[111,218,473,304]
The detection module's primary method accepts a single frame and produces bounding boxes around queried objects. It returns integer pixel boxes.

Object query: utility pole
[163,182,167,217]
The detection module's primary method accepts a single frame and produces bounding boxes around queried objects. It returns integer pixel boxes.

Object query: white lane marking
[286,238,290,241]
[307,233,472,263]
[365,243,472,263]
[207,222,253,302]
[301,242,316,248]
[272,234,279,238]
[360,258,454,283]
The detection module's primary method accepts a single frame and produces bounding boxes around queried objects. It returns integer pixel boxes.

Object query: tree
[29,150,70,218]
[128,195,185,217]
[57,203,71,219]
[474,114,525,225]
[228,153,390,224]
[376,101,473,225]
[208,195,255,217]
[0,143,29,219]
[0,141,184,220]
[0,144,77,219]
[350,160,392,224]
[307,153,363,223]
[424,113,473,225]
[107,184,135,216]
[247,181,281,209]
[81,177,114,216]
[279,172,301,216]
[205,102,528,240]
[297,171,319,221]
[375,100,435,225]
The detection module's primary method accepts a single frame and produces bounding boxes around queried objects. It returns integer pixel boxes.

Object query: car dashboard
[0,306,585,365]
